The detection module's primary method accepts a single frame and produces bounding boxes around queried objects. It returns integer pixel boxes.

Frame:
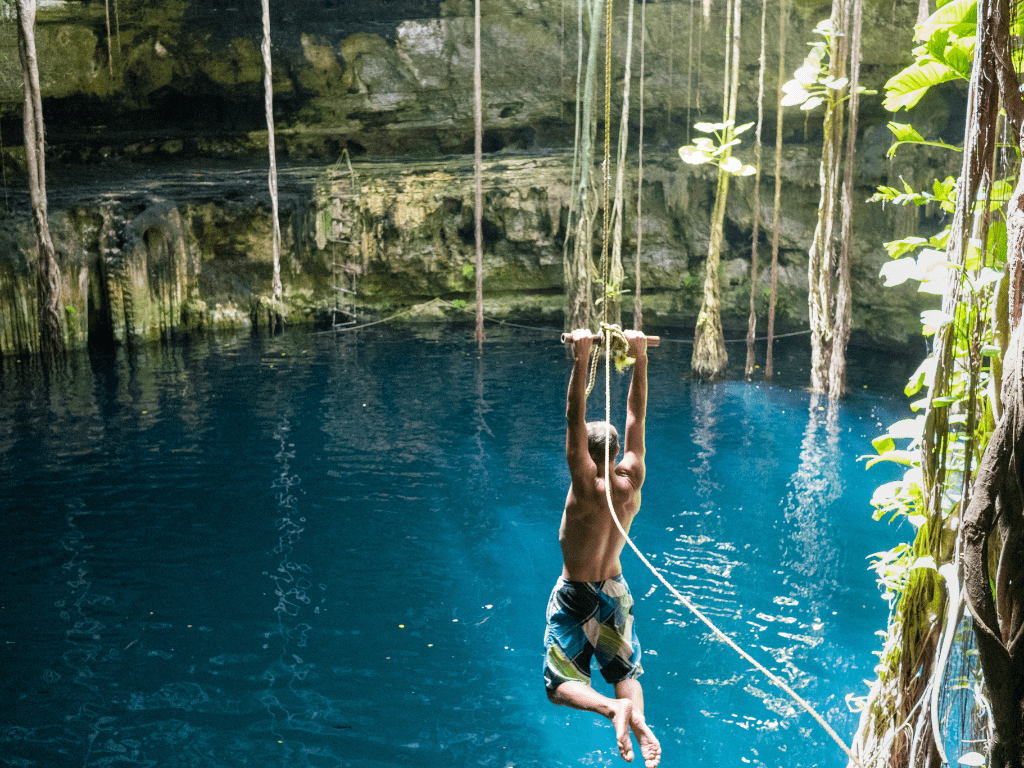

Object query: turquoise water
[0,328,916,767]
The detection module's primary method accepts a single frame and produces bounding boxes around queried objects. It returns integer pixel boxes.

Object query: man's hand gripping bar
[560,332,660,347]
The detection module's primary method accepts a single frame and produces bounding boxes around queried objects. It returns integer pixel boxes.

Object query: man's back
[560,461,641,581]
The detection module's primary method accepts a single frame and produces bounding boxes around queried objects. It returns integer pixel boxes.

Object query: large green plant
[849,0,1014,763]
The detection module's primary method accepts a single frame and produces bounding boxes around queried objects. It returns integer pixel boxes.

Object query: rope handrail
[321,296,813,345]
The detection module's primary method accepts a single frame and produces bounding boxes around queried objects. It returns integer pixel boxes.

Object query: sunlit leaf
[736,164,757,176]
[944,41,974,77]
[679,145,712,164]
[885,236,928,259]
[781,90,810,107]
[886,417,925,440]
[694,121,727,132]
[925,28,951,60]
[880,257,921,286]
[911,555,937,571]
[794,64,819,84]
[918,0,977,41]
[865,450,918,469]
[921,309,954,333]
[826,76,849,90]
[987,220,1007,262]
[720,156,743,173]
[957,752,986,767]
[906,356,937,397]
[733,122,755,135]
[974,267,1002,290]
[801,96,825,111]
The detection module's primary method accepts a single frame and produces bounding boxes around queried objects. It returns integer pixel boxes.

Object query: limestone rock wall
[0,143,950,356]
[0,0,949,166]
[0,0,962,355]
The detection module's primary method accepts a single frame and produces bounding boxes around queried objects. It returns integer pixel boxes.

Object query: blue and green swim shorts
[543,574,643,691]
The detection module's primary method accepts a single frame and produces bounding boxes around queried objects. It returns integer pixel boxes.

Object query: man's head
[586,421,619,465]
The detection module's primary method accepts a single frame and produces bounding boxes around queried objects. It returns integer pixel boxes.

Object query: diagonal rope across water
[594,327,860,766]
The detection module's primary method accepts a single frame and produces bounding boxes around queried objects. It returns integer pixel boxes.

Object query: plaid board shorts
[543,574,643,691]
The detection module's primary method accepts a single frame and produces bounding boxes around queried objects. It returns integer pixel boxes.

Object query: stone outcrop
[0,0,963,354]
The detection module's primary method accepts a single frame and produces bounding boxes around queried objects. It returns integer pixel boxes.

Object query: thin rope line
[596,326,860,767]
[322,298,815,345]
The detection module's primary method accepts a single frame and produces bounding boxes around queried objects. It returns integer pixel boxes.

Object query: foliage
[780,19,875,111]
[678,120,756,176]
[852,0,1014,760]
[882,0,976,112]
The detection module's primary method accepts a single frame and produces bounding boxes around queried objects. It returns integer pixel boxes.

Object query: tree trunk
[633,0,647,332]
[608,0,635,331]
[807,0,849,394]
[16,0,64,367]
[473,0,485,352]
[745,0,769,379]
[963,324,1024,768]
[692,0,741,380]
[964,2,1024,765]
[262,0,283,324]
[564,0,604,332]
[826,0,864,398]
[765,0,788,382]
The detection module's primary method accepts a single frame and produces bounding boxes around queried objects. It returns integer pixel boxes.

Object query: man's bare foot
[630,714,661,768]
[608,698,635,763]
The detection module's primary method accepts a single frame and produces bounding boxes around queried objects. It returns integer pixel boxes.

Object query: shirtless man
[544,328,661,768]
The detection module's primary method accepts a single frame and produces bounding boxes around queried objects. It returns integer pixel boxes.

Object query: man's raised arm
[566,329,595,475]
[620,331,648,486]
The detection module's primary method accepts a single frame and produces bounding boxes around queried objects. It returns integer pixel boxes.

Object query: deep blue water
[0,327,918,767]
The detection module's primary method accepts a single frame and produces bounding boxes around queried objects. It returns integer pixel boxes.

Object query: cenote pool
[1,327,920,767]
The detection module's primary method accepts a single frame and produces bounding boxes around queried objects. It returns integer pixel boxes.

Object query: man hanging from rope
[544,328,661,768]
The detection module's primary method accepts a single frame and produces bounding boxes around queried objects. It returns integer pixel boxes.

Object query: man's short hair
[586,421,619,459]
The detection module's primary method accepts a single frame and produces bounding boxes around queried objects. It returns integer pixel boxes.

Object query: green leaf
[925,28,951,60]
[884,60,962,112]
[865,450,919,469]
[918,0,977,41]
[944,41,974,78]
[872,436,896,454]
[888,122,926,144]
[987,221,1008,269]
[885,236,928,259]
